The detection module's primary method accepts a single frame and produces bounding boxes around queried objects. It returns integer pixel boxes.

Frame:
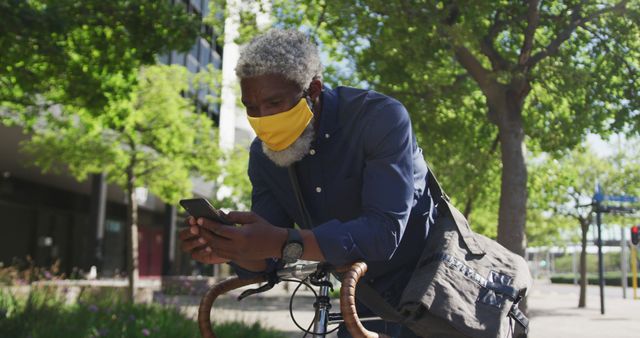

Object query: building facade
[0,0,224,278]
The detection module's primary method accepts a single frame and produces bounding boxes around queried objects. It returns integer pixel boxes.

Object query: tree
[216,147,253,211]
[21,65,222,302]
[529,144,640,307]
[273,0,640,258]
[0,0,199,117]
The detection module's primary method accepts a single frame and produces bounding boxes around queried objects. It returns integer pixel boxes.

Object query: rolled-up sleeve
[312,102,415,266]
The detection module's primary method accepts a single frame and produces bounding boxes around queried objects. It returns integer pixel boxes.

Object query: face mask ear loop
[303,89,316,114]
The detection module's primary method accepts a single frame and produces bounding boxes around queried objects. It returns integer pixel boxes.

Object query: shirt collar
[318,86,340,135]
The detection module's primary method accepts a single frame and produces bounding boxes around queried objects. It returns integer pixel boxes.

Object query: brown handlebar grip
[198,276,266,338]
[339,262,391,338]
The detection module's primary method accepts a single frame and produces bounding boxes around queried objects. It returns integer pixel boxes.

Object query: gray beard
[262,120,315,167]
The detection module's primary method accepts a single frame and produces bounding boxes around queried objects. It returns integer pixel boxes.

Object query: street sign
[601,205,637,214]
[592,184,638,203]
[593,184,604,203]
[603,195,639,203]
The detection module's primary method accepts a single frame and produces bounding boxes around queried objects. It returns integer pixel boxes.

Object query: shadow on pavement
[202,294,320,313]
[528,307,582,318]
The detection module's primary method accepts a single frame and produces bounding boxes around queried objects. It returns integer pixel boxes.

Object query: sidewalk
[528,279,640,338]
[181,279,640,337]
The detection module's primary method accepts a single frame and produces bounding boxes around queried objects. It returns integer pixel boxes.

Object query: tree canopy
[271,0,640,256]
[22,65,221,204]
[0,0,200,117]
[0,0,233,291]
[527,142,640,306]
[22,64,222,301]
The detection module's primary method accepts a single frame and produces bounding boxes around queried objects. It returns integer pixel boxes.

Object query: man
[180,29,437,337]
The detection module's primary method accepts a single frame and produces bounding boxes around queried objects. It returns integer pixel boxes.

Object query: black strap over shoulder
[425,162,449,203]
[288,164,314,229]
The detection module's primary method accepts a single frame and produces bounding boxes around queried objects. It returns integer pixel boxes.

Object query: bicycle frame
[197,261,388,338]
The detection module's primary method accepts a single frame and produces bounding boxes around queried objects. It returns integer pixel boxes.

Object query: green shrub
[550,272,640,286]
[0,287,286,338]
[0,257,66,286]
[552,252,625,274]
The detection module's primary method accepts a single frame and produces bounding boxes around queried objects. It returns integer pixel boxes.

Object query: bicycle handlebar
[197,261,390,338]
[277,262,320,280]
[337,262,390,338]
[197,275,266,338]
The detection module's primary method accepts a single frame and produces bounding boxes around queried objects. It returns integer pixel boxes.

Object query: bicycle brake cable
[283,277,340,337]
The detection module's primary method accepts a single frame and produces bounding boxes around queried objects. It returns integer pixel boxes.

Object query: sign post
[621,228,627,299]
[595,204,605,315]
[631,244,638,300]
[632,226,639,300]
[592,186,638,314]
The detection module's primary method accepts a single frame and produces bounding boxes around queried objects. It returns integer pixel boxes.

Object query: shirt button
[310,149,316,155]
[315,187,322,193]
[324,133,330,139]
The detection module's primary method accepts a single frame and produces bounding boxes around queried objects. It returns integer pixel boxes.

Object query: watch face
[283,242,303,263]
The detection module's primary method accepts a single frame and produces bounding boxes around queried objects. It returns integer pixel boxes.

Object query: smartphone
[179,198,234,225]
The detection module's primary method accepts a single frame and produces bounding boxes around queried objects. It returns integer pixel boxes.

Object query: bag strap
[288,164,314,229]
[425,163,485,256]
[425,161,449,203]
[443,201,486,256]
[356,283,406,323]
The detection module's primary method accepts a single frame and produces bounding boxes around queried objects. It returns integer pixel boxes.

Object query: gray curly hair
[235,29,323,90]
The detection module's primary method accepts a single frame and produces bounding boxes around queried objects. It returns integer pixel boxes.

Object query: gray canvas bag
[396,199,532,338]
[353,168,532,338]
[288,164,532,337]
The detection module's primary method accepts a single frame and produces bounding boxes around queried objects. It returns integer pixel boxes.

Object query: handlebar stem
[312,274,331,337]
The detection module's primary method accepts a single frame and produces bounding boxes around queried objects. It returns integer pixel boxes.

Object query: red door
[138,226,163,277]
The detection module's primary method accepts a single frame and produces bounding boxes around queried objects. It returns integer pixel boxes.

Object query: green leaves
[267,0,639,249]
[0,0,223,205]
[217,146,252,211]
[0,0,201,116]
[21,65,222,205]
[526,143,640,247]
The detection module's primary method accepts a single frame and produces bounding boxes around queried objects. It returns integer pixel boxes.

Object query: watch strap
[282,228,304,263]
[286,228,303,244]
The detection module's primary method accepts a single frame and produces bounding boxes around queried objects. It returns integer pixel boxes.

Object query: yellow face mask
[247,98,314,151]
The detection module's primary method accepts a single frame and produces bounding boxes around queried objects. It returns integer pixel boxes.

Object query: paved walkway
[180,279,640,337]
[528,280,640,338]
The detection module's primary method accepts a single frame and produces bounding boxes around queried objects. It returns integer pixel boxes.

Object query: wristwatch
[282,228,304,264]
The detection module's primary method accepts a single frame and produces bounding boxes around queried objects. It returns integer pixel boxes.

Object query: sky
[586,133,628,157]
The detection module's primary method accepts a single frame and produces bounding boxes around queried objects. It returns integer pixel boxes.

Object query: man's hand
[179,216,230,265]
[196,211,288,261]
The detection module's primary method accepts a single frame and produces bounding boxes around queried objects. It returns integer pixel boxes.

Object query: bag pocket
[397,204,532,338]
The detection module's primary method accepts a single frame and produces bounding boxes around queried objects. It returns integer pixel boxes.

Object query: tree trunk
[125,168,139,303]
[578,221,588,308]
[495,106,528,318]
[496,111,527,257]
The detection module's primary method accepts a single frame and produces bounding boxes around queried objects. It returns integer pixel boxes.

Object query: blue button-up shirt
[243,86,435,281]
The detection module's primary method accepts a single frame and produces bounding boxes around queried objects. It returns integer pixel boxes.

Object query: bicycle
[198,261,390,338]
